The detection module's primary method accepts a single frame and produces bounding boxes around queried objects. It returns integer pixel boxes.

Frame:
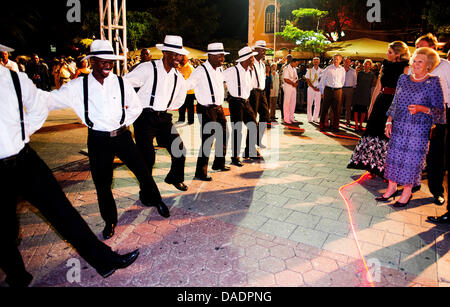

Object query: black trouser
[195,104,229,177]
[320,87,342,130]
[0,145,119,286]
[228,97,258,159]
[427,107,449,205]
[133,109,186,184]
[88,129,162,225]
[249,89,270,144]
[178,93,195,123]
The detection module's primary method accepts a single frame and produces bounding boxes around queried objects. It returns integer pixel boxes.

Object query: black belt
[229,97,248,103]
[325,86,342,91]
[88,126,128,137]
[343,86,354,89]
[201,104,221,109]
[253,88,265,93]
[0,144,30,169]
[142,108,167,116]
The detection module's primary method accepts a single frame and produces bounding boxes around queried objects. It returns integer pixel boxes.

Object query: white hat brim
[236,51,258,62]
[156,44,189,56]
[83,54,125,61]
[204,51,230,56]
[253,46,269,50]
[0,44,14,52]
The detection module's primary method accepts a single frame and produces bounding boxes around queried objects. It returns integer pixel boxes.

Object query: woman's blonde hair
[389,41,411,61]
[410,47,441,72]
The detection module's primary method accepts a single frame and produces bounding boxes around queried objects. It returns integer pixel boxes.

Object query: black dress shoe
[164,178,188,191]
[194,175,213,181]
[393,195,412,208]
[412,185,421,193]
[98,249,140,278]
[433,195,445,206]
[231,159,243,167]
[153,201,170,218]
[102,223,116,240]
[375,190,399,202]
[427,213,450,224]
[212,165,231,172]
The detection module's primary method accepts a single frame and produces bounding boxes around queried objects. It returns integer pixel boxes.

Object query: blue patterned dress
[384,75,446,186]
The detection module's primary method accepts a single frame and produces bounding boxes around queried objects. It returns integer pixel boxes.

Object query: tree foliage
[276,8,330,54]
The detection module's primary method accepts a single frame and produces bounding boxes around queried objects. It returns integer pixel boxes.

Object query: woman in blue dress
[377,47,446,207]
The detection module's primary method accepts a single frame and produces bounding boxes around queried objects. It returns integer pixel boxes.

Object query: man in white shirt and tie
[0,43,139,287]
[305,57,323,123]
[188,43,230,180]
[342,57,357,126]
[319,53,346,132]
[124,35,189,192]
[223,46,259,166]
[49,40,169,241]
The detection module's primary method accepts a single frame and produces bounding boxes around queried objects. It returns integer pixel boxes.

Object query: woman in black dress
[347,41,410,177]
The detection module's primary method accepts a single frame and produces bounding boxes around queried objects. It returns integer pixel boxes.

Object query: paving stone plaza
[1,107,448,287]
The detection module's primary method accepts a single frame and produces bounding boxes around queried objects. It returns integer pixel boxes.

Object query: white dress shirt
[187,60,224,106]
[48,72,143,132]
[123,59,187,111]
[223,63,253,100]
[319,64,346,94]
[344,67,357,88]
[1,59,19,72]
[250,59,266,90]
[0,66,49,159]
[306,66,323,87]
[282,64,299,89]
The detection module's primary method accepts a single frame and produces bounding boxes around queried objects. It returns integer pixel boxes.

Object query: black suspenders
[10,70,25,141]
[234,66,241,97]
[83,75,125,129]
[149,60,157,107]
[201,64,216,104]
[252,64,260,88]
[149,60,179,110]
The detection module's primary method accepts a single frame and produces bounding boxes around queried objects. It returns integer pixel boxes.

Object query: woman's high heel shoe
[375,190,399,202]
[393,195,412,208]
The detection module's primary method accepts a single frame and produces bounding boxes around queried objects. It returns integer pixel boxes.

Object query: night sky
[1,0,249,57]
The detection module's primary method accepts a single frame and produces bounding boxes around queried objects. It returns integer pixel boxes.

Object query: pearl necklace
[412,73,429,82]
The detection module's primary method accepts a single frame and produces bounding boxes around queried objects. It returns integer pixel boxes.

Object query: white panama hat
[156,35,189,56]
[235,46,258,63]
[252,40,269,50]
[82,40,124,61]
[203,42,229,56]
[0,43,14,52]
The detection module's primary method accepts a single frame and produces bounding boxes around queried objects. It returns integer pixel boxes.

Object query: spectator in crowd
[58,56,75,86]
[305,57,323,123]
[319,54,346,132]
[1,50,19,72]
[51,58,62,89]
[26,54,51,91]
[73,56,91,79]
[378,47,445,207]
[269,63,280,123]
[347,41,410,177]
[282,58,300,124]
[16,57,26,73]
[129,48,152,72]
[352,59,376,132]
[177,55,196,124]
[342,57,357,126]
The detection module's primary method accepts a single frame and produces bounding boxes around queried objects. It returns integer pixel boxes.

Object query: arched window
[265,5,275,33]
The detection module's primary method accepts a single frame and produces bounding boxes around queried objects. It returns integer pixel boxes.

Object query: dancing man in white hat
[124,35,189,192]
[223,46,259,166]
[248,40,270,158]
[188,43,230,181]
[48,40,169,241]
[0,42,139,287]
